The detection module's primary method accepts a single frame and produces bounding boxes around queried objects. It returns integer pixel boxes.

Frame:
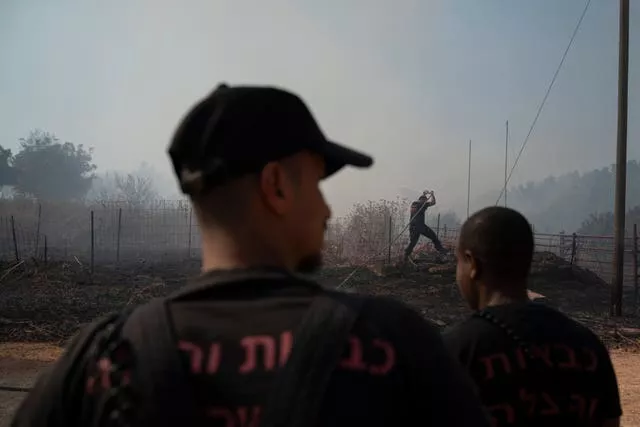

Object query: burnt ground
[0,252,639,348]
[1,252,640,426]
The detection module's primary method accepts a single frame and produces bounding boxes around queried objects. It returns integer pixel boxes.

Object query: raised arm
[427,190,436,207]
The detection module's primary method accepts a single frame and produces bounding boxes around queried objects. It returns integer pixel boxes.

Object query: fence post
[90,210,95,274]
[436,213,441,239]
[44,235,48,266]
[34,203,41,258]
[187,207,193,258]
[443,225,448,241]
[387,215,392,264]
[570,233,577,265]
[633,223,638,307]
[10,215,18,262]
[116,208,122,263]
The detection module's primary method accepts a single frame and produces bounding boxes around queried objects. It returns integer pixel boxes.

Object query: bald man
[443,207,622,427]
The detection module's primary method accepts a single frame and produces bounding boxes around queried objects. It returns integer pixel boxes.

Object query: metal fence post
[387,215,392,265]
[10,215,18,262]
[34,203,41,258]
[116,208,122,264]
[570,233,577,265]
[90,210,95,274]
[187,207,193,258]
[436,213,441,239]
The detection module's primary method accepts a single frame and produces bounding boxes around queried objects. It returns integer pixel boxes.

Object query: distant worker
[443,206,622,427]
[404,190,447,262]
[12,84,491,427]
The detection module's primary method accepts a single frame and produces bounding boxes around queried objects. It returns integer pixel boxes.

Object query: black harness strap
[260,293,363,427]
[122,298,201,426]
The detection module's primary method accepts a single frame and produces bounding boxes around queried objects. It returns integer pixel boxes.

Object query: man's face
[455,246,480,310]
[288,153,331,273]
[261,151,331,273]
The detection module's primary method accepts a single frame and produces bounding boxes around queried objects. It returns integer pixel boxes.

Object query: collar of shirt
[168,266,322,302]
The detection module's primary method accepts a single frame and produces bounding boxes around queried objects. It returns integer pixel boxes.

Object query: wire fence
[0,199,637,291]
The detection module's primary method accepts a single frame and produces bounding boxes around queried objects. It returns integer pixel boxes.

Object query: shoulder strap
[122,298,202,426]
[260,293,363,427]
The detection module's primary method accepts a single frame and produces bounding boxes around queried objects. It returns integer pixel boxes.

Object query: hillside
[472,160,640,233]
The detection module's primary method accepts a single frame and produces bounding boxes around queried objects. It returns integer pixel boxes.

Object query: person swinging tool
[404,190,447,263]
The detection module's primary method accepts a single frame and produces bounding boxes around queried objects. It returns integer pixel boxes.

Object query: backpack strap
[260,293,363,427]
[121,297,202,426]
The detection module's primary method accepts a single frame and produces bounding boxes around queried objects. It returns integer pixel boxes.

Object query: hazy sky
[1,0,639,216]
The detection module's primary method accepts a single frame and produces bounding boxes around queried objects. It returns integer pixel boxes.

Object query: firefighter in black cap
[404,190,447,262]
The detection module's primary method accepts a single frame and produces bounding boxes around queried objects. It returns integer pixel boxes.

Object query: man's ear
[259,162,294,215]
[465,249,481,280]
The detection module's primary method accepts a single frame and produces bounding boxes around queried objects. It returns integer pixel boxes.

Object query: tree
[0,145,16,187]
[577,212,614,235]
[87,171,158,206]
[114,172,158,206]
[472,159,640,233]
[578,206,640,236]
[437,210,462,229]
[12,130,96,201]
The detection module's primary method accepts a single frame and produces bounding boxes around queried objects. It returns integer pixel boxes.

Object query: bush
[577,205,640,236]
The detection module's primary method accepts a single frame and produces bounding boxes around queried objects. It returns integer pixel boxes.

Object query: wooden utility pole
[505,120,509,208]
[467,140,472,218]
[612,0,629,317]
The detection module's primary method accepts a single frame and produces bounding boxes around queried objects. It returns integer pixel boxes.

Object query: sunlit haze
[2,0,639,221]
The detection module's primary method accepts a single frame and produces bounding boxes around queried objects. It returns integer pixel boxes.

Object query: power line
[495,0,592,205]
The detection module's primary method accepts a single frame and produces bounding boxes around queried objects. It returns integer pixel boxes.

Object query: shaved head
[191,175,257,229]
[458,206,534,282]
[190,158,303,230]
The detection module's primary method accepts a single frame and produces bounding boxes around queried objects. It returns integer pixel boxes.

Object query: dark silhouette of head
[168,84,373,274]
[456,206,534,310]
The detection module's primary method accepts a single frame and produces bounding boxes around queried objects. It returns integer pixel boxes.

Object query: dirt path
[0,344,638,426]
[0,344,63,427]
[613,351,640,426]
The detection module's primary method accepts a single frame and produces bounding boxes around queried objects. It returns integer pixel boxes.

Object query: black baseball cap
[168,83,374,195]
